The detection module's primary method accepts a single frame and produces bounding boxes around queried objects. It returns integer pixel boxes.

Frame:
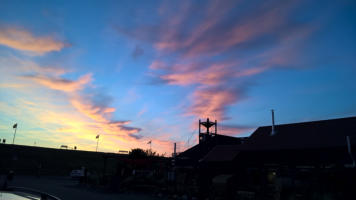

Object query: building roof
[200,145,241,162]
[247,116,356,150]
[200,116,356,163]
[177,134,245,161]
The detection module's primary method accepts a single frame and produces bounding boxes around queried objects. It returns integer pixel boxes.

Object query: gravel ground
[5,175,164,200]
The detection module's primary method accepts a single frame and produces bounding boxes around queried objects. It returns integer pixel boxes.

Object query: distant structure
[178,118,246,163]
[119,150,129,154]
[60,145,68,149]
[199,118,217,143]
[172,142,177,158]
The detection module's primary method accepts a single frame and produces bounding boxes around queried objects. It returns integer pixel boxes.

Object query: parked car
[70,169,84,179]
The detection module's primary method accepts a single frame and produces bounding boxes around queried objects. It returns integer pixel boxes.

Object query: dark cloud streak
[132,45,144,59]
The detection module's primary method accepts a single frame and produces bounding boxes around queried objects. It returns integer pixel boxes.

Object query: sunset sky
[0,0,355,155]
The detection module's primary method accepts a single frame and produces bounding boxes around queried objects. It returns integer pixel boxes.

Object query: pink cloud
[186,86,243,121]
[160,63,233,86]
[115,0,317,139]
[137,106,148,117]
[151,1,298,59]
[149,60,167,70]
[155,0,236,54]
[235,66,270,77]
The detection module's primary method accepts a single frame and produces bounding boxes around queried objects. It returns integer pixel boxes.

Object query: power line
[185,128,197,150]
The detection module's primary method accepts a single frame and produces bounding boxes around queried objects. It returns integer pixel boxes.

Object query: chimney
[271,109,276,136]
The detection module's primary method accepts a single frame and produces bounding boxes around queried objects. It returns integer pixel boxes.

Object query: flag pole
[96,135,99,152]
[12,124,17,145]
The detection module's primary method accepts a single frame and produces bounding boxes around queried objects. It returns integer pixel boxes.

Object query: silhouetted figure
[74,146,77,150]
[2,139,5,144]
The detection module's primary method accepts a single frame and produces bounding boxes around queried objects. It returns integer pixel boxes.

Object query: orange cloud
[69,96,141,141]
[70,97,111,123]
[19,69,144,147]
[68,90,142,142]
[0,83,25,88]
[23,73,92,92]
[0,27,66,54]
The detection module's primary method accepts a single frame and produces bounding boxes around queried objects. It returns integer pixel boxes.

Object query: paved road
[6,175,163,200]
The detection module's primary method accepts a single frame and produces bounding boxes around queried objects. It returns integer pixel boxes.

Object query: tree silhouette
[129,148,147,158]
[128,148,162,158]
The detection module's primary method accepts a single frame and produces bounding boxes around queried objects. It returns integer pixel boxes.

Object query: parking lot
[6,175,162,200]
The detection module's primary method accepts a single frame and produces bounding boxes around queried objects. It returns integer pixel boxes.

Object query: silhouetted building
[179,116,356,199]
[177,118,248,166]
[201,116,356,167]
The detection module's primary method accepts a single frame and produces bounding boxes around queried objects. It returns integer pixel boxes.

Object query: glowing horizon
[0,0,355,154]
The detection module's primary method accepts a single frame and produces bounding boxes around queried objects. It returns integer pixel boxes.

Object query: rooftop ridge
[258,115,356,129]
